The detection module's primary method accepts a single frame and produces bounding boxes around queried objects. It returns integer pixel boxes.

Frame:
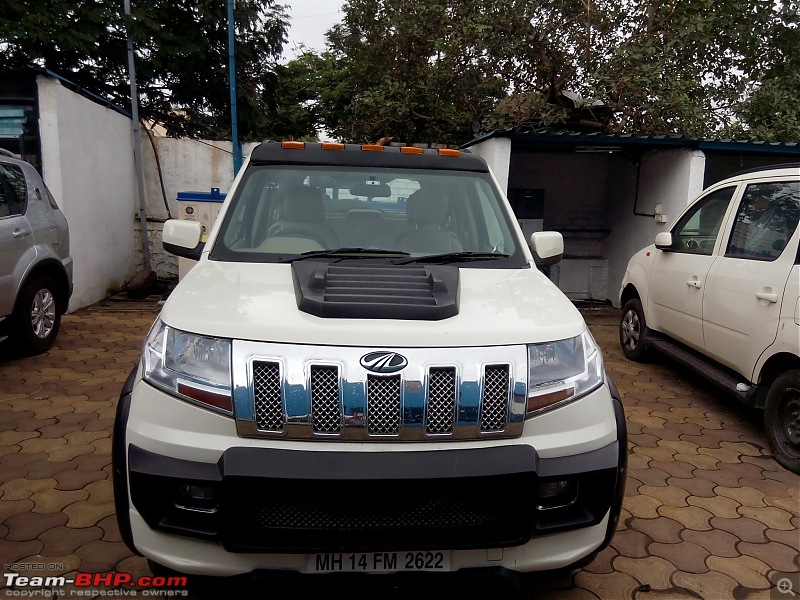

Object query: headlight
[526,329,604,416]
[142,319,233,414]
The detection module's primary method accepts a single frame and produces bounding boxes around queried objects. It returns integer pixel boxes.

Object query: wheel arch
[18,259,71,315]
[620,283,641,308]
[757,353,800,390]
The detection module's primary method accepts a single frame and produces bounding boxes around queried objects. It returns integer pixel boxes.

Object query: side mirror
[529,231,563,266]
[163,219,204,260]
[654,232,673,250]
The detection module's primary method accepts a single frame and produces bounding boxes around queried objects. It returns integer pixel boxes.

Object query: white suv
[113,141,627,585]
[619,163,800,473]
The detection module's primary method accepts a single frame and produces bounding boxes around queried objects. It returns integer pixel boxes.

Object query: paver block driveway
[0,300,797,599]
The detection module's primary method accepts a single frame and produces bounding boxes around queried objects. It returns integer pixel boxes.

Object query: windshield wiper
[394,252,510,265]
[288,248,411,262]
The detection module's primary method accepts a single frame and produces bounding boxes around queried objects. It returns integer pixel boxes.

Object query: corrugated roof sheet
[462,129,800,154]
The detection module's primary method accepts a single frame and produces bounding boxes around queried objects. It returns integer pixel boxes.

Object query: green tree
[318,0,800,144]
[0,0,289,140]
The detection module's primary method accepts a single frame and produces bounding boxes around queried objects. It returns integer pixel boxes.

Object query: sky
[282,0,345,60]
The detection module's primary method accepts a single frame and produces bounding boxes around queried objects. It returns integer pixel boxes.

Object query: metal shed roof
[462,129,800,156]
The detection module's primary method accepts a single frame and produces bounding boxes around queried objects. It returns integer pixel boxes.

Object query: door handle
[686,280,701,289]
[755,292,778,303]
[12,229,31,238]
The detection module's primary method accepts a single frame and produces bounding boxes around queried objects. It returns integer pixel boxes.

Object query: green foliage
[0,0,289,140]
[317,0,800,144]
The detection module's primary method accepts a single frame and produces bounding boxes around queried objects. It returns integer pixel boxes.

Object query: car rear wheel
[619,298,649,362]
[13,275,62,355]
[764,369,800,474]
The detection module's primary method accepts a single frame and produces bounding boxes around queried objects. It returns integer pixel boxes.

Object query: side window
[670,187,735,255]
[725,181,800,261]
[0,163,26,218]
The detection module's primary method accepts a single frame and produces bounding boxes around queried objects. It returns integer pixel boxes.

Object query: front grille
[311,366,340,434]
[238,343,526,441]
[367,375,401,435]
[481,365,510,432]
[222,474,536,552]
[426,368,456,434]
[253,361,282,432]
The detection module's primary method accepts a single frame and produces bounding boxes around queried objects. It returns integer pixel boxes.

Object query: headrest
[283,186,325,222]
[407,189,449,227]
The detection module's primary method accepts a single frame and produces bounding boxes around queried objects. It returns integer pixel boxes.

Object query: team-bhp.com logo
[3,571,188,596]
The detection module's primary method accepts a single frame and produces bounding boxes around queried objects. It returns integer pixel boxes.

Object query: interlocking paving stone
[666,475,718,498]
[581,546,619,575]
[573,571,641,599]
[639,485,690,507]
[706,555,771,589]
[648,459,696,479]
[672,570,741,600]
[627,466,670,488]
[629,517,683,544]
[680,529,740,558]
[0,477,56,500]
[609,529,652,558]
[715,485,768,508]
[738,505,796,530]
[4,509,68,541]
[657,505,713,531]
[30,487,88,514]
[54,467,107,490]
[613,555,677,590]
[687,495,742,519]
[38,524,103,556]
[74,539,136,573]
[624,494,663,519]
[709,516,769,543]
[648,541,710,574]
[738,541,800,573]
[0,539,43,564]
[25,457,78,479]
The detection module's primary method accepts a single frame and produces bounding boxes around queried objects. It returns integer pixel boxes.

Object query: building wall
[37,76,137,311]
[603,149,706,306]
[140,137,259,220]
[468,138,511,195]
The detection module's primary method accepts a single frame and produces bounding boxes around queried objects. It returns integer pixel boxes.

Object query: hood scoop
[292,262,460,320]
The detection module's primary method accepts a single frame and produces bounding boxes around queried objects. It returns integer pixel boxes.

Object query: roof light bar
[437,148,461,157]
[400,146,424,154]
[361,144,385,152]
[281,141,305,149]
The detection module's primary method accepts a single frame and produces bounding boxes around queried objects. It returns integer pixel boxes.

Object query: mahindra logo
[360,351,408,374]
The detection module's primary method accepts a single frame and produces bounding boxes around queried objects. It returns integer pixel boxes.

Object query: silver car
[0,153,72,354]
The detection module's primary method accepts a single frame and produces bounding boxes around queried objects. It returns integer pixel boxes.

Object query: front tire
[619,298,649,362]
[764,370,800,474]
[12,275,62,355]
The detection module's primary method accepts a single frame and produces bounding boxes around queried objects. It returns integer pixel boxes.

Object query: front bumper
[114,369,626,575]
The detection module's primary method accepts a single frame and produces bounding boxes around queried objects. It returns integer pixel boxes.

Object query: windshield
[210,165,526,267]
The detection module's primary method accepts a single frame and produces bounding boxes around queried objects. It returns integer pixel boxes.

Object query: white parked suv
[619,163,800,473]
[113,141,627,586]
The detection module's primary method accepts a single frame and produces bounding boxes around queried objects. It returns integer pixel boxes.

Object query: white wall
[140,137,258,219]
[37,76,137,311]
[604,149,706,306]
[468,138,511,195]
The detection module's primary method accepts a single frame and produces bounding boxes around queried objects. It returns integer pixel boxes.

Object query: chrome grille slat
[253,361,283,432]
[311,365,341,434]
[367,375,401,435]
[481,365,510,432]
[426,367,456,434]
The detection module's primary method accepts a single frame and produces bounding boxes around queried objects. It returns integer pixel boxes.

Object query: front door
[703,179,800,378]
[647,186,737,351]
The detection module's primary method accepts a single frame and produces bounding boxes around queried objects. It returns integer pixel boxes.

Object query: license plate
[309,551,451,573]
